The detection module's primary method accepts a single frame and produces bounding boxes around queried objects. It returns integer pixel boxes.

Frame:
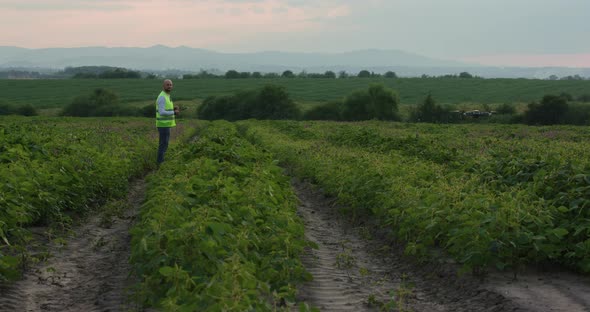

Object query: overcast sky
[1,0,589,67]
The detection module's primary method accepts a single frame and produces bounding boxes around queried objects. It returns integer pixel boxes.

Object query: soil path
[485,269,590,312]
[293,180,589,312]
[0,178,146,312]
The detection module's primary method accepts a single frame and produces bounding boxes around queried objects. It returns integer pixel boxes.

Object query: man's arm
[157,96,175,116]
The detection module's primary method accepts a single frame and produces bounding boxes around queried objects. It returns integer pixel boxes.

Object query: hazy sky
[1,0,589,67]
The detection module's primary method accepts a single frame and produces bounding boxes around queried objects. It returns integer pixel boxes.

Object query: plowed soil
[0,178,145,312]
[293,180,590,312]
[2,177,589,312]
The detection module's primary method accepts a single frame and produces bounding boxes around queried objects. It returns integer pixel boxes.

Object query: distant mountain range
[1,45,589,79]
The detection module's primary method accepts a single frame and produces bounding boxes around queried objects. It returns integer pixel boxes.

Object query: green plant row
[268,121,463,166]
[0,117,159,281]
[310,122,590,272]
[130,120,310,311]
[470,153,590,272]
[266,120,590,168]
[241,120,590,274]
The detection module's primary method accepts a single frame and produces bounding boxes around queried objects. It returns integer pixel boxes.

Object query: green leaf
[551,228,569,238]
[207,222,230,236]
[159,266,175,277]
[0,228,10,246]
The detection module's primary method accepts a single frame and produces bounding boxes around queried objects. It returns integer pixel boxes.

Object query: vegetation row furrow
[0,117,162,281]
[130,120,310,311]
[241,120,590,274]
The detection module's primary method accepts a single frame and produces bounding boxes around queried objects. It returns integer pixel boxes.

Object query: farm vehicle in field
[450,110,494,119]
[463,110,493,118]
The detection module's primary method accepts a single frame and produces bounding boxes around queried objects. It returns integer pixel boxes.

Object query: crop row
[130,121,310,311]
[312,122,590,272]
[0,117,179,281]
[241,120,590,273]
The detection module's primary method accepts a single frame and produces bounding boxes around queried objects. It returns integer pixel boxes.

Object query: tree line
[0,66,149,79]
[197,86,590,125]
[2,66,588,80]
[405,92,590,125]
[180,69,504,80]
[183,69,400,79]
[4,83,590,125]
[69,67,142,79]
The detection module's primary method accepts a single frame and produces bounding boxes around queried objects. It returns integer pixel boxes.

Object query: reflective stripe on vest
[155,91,176,127]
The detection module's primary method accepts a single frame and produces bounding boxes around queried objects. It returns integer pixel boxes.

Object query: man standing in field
[156,79,179,164]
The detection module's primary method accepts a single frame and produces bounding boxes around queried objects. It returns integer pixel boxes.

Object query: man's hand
[174,106,180,116]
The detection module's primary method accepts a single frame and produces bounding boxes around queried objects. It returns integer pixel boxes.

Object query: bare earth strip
[2,176,589,312]
[485,269,590,312]
[293,180,527,312]
[294,180,590,312]
[0,178,146,312]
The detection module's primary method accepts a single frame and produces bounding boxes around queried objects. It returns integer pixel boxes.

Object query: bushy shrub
[560,103,590,125]
[224,70,240,79]
[197,85,301,121]
[0,101,15,115]
[384,71,397,78]
[250,85,300,119]
[98,68,141,79]
[341,84,399,121]
[63,95,90,117]
[409,94,448,123]
[62,88,136,117]
[357,70,371,78]
[524,95,569,125]
[198,94,249,121]
[496,103,516,115]
[0,101,38,116]
[140,104,155,117]
[303,100,343,120]
[341,90,370,120]
[16,104,38,116]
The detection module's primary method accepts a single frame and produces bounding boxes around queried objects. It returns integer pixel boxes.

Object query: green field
[0,117,308,309]
[2,116,589,309]
[3,78,590,110]
[241,120,590,274]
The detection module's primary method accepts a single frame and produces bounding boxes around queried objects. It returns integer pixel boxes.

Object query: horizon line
[2,45,590,69]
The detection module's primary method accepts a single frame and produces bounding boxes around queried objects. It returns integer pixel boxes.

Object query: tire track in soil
[293,180,524,312]
[485,270,590,312]
[0,178,146,312]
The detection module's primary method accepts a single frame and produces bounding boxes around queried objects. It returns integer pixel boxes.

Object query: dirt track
[0,178,145,312]
[1,176,589,312]
[293,180,590,312]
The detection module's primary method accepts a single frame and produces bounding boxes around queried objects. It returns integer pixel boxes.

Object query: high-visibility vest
[155,91,176,127]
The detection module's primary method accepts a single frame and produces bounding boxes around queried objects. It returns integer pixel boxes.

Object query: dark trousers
[157,127,171,164]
